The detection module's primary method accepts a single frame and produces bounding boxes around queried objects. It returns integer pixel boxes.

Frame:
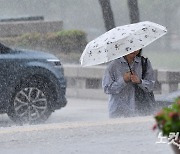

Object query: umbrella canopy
[80,21,167,67]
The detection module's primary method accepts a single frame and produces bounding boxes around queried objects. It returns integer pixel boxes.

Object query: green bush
[0,30,87,54]
[18,33,43,47]
[46,30,87,54]
[153,97,180,136]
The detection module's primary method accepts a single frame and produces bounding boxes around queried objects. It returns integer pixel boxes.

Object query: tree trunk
[99,0,115,31]
[127,0,140,23]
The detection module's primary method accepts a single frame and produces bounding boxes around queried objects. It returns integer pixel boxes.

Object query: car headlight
[47,59,62,66]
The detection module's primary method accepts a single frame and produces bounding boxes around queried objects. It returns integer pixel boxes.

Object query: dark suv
[0,43,67,124]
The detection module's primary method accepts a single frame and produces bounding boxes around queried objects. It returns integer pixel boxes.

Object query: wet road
[0,98,109,127]
[0,98,174,154]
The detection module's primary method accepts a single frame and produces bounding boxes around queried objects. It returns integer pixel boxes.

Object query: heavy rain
[0,0,179,154]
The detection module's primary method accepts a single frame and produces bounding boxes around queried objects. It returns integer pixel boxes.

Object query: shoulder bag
[134,56,156,115]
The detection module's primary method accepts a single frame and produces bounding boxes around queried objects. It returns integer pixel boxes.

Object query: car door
[0,52,20,109]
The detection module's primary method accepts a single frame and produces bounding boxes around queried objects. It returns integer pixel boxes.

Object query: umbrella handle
[127,61,133,75]
[124,56,133,74]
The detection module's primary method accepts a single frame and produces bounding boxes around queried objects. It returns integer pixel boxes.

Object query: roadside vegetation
[0,29,87,64]
[0,30,179,70]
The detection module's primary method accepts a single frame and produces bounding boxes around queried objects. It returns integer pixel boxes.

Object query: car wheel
[7,79,53,124]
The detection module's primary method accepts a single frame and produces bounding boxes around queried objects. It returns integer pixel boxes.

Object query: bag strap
[141,56,148,79]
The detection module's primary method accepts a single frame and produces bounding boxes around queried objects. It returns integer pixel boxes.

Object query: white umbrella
[80,21,167,67]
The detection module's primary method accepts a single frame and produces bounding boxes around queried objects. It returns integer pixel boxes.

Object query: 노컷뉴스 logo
[156,132,180,149]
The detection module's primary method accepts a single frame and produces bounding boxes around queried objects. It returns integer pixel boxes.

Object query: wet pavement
[0,98,174,154]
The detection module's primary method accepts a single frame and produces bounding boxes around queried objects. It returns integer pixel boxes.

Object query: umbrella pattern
[80,21,167,67]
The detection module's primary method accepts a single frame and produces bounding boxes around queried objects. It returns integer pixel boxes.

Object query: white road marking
[0,116,154,134]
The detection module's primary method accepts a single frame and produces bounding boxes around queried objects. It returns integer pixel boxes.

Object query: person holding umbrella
[102,49,155,118]
[80,21,167,117]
